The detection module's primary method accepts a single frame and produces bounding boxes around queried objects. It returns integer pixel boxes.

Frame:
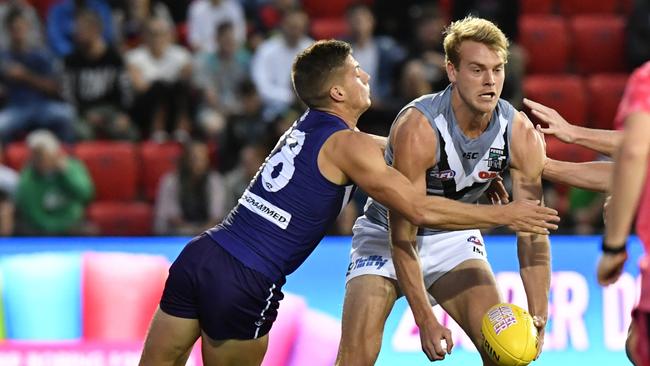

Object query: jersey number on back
[261,129,306,192]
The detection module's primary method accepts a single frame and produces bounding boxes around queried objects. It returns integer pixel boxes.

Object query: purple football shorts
[160,233,285,340]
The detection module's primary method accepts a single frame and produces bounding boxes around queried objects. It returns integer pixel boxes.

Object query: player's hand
[484,175,509,204]
[504,199,560,234]
[418,316,453,362]
[532,315,546,360]
[597,251,628,285]
[523,98,576,144]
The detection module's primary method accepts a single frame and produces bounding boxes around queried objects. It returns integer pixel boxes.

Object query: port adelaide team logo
[486,148,506,171]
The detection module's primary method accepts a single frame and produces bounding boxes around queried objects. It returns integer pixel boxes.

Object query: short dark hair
[4,7,24,30]
[291,40,351,108]
[216,21,233,37]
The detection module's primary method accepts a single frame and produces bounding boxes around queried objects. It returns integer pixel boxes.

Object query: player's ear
[329,85,345,102]
[446,61,457,83]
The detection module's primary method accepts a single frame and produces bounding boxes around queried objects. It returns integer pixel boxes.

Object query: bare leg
[336,275,399,366]
[626,320,640,366]
[139,307,201,366]
[428,259,502,366]
[201,331,269,366]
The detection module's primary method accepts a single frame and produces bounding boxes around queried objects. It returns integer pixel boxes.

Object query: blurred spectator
[345,3,406,107]
[15,130,94,235]
[568,187,605,235]
[63,9,137,141]
[112,0,173,49]
[451,0,524,108]
[0,145,18,236]
[0,8,75,143]
[46,0,115,57]
[451,0,519,41]
[193,21,251,131]
[157,0,190,24]
[397,59,434,105]
[217,79,270,173]
[0,0,44,50]
[223,142,268,210]
[251,7,312,120]
[626,0,650,69]
[126,17,193,141]
[187,0,246,53]
[371,0,420,42]
[252,0,296,37]
[406,6,448,93]
[154,140,228,235]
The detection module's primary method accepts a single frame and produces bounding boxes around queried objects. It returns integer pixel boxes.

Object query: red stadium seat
[586,73,629,130]
[524,75,588,127]
[544,136,598,163]
[559,0,620,15]
[139,142,182,201]
[75,142,138,201]
[622,0,634,15]
[570,15,626,74]
[4,143,29,171]
[518,16,570,74]
[301,0,355,19]
[27,0,60,20]
[87,201,153,236]
[520,0,556,15]
[310,18,349,40]
[82,252,169,341]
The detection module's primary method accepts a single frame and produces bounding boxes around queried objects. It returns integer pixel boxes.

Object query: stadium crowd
[0,0,643,236]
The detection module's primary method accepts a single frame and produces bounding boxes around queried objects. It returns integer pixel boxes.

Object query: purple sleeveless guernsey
[208,109,356,281]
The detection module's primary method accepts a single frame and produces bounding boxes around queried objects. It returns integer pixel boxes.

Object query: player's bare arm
[354,127,388,152]
[523,98,622,156]
[388,108,452,362]
[322,129,561,231]
[509,111,551,357]
[600,112,650,285]
[543,159,613,193]
[319,115,559,232]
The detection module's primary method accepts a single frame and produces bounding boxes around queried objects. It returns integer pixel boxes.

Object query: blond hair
[443,16,509,68]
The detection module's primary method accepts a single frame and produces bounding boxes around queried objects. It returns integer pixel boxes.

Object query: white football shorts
[346,216,490,305]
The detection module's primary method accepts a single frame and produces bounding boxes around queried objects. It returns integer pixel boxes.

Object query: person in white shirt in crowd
[0,0,43,50]
[187,0,246,53]
[251,7,312,120]
[193,21,251,137]
[126,17,193,141]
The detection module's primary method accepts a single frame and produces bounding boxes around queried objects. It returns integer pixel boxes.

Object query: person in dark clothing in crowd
[64,9,137,140]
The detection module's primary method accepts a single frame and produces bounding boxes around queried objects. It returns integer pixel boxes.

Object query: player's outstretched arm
[509,112,551,358]
[320,130,559,234]
[523,98,622,157]
[388,108,452,361]
[543,159,613,193]
[600,112,650,285]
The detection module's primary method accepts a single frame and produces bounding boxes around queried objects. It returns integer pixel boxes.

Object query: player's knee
[336,340,381,366]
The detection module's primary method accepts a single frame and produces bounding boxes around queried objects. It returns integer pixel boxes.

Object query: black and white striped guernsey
[364,84,515,236]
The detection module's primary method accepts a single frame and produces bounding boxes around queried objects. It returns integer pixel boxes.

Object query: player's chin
[474,100,497,113]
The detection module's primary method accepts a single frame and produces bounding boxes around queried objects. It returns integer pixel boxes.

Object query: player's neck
[451,90,491,138]
[317,105,359,129]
